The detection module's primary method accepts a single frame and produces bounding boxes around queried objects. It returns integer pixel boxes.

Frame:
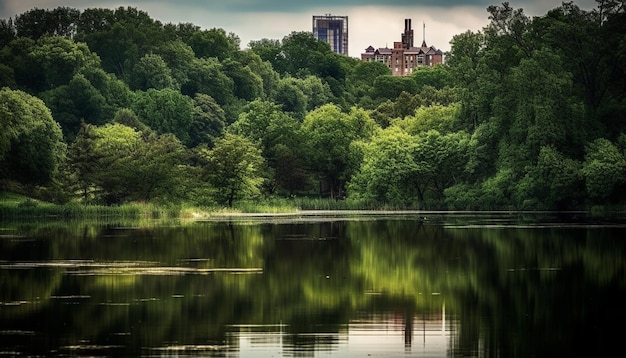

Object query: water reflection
[0,214,625,356]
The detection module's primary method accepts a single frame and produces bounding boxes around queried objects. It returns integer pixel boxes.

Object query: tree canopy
[1,2,625,210]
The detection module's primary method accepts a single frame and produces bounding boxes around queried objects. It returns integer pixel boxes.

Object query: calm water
[1,212,625,357]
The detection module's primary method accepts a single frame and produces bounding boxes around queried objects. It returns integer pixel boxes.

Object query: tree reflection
[1,217,625,356]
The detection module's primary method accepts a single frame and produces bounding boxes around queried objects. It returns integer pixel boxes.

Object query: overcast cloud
[0,0,598,57]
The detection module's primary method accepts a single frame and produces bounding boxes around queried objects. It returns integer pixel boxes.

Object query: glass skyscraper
[312,15,348,56]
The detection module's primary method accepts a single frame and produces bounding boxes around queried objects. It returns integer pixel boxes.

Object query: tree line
[1,1,625,209]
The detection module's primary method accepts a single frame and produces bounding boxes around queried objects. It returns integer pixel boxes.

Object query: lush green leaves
[0,88,65,184]
[199,133,265,206]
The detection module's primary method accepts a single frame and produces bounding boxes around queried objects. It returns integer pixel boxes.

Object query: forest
[0,0,625,211]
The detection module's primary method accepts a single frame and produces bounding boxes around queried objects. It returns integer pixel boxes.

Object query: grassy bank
[0,192,388,221]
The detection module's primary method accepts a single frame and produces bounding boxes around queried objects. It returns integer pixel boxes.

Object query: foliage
[301,105,377,198]
[1,2,626,211]
[131,88,193,145]
[69,123,188,204]
[0,88,65,185]
[582,138,626,202]
[199,133,265,206]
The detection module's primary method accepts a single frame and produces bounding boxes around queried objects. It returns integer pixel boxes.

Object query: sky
[0,0,599,57]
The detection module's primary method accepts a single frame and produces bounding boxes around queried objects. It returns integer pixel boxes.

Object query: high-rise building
[313,15,348,56]
[361,19,443,76]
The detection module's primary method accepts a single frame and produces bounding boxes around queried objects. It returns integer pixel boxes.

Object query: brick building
[361,19,443,76]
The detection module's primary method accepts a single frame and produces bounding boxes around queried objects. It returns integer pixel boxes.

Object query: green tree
[413,130,470,206]
[131,88,193,145]
[14,7,80,39]
[113,108,149,132]
[230,100,308,194]
[301,104,377,198]
[182,57,234,106]
[187,28,234,60]
[299,75,333,111]
[155,40,195,87]
[28,36,101,91]
[199,133,265,206]
[0,19,16,49]
[76,7,164,76]
[189,94,226,148]
[274,77,307,120]
[235,50,280,99]
[0,88,65,185]
[349,126,420,206]
[346,61,391,108]
[129,53,176,91]
[221,58,263,101]
[396,103,462,135]
[411,65,452,90]
[69,123,187,203]
[248,38,285,74]
[372,75,418,101]
[348,61,391,87]
[41,72,107,139]
[514,146,583,209]
[582,138,626,202]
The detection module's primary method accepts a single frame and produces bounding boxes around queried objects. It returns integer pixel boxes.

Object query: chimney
[402,19,414,49]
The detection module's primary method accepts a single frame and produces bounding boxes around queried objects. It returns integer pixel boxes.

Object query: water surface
[1,212,624,356]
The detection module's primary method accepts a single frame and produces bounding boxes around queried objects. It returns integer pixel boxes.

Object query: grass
[0,191,395,222]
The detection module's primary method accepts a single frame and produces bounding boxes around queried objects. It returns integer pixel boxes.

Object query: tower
[401,19,414,49]
[312,14,349,55]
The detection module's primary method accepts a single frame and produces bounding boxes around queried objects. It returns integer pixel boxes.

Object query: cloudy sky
[0,0,598,57]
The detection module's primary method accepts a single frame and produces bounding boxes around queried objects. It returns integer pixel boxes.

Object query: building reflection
[230,301,455,356]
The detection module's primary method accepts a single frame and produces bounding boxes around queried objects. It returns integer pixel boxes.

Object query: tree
[301,104,377,198]
[181,57,234,106]
[412,130,470,206]
[113,108,149,132]
[155,40,195,87]
[299,76,333,111]
[27,36,101,91]
[131,88,193,145]
[187,28,234,60]
[75,7,164,76]
[582,138,626,202]
[514,146,583,209]
[0,88,65,185]
[189,94,226,148]
[274,77,307,120]
[129,53,176,91]
[69,123,188,203]
[230,100,308,194]
[248,38,286,74]
[349,126,421,206]
[199,133,265,206]
[235,50,280,99]
[411,65,452,90]
[41,72,107,139]
[348,61,391,87]
[372,75,418,101]
[0,18,16,48]
[221,58,263,101]
[396,104,462,135]
[14,7,80,39]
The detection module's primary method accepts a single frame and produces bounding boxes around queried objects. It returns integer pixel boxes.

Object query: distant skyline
[0,1,598,57]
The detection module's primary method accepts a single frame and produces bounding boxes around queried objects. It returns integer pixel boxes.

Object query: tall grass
[0,195,186,221]
[1,192,413,222]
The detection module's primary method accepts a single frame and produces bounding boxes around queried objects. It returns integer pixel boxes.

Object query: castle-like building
[361,19,443,76]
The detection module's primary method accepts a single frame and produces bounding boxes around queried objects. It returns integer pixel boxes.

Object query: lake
[1,211,625,357]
